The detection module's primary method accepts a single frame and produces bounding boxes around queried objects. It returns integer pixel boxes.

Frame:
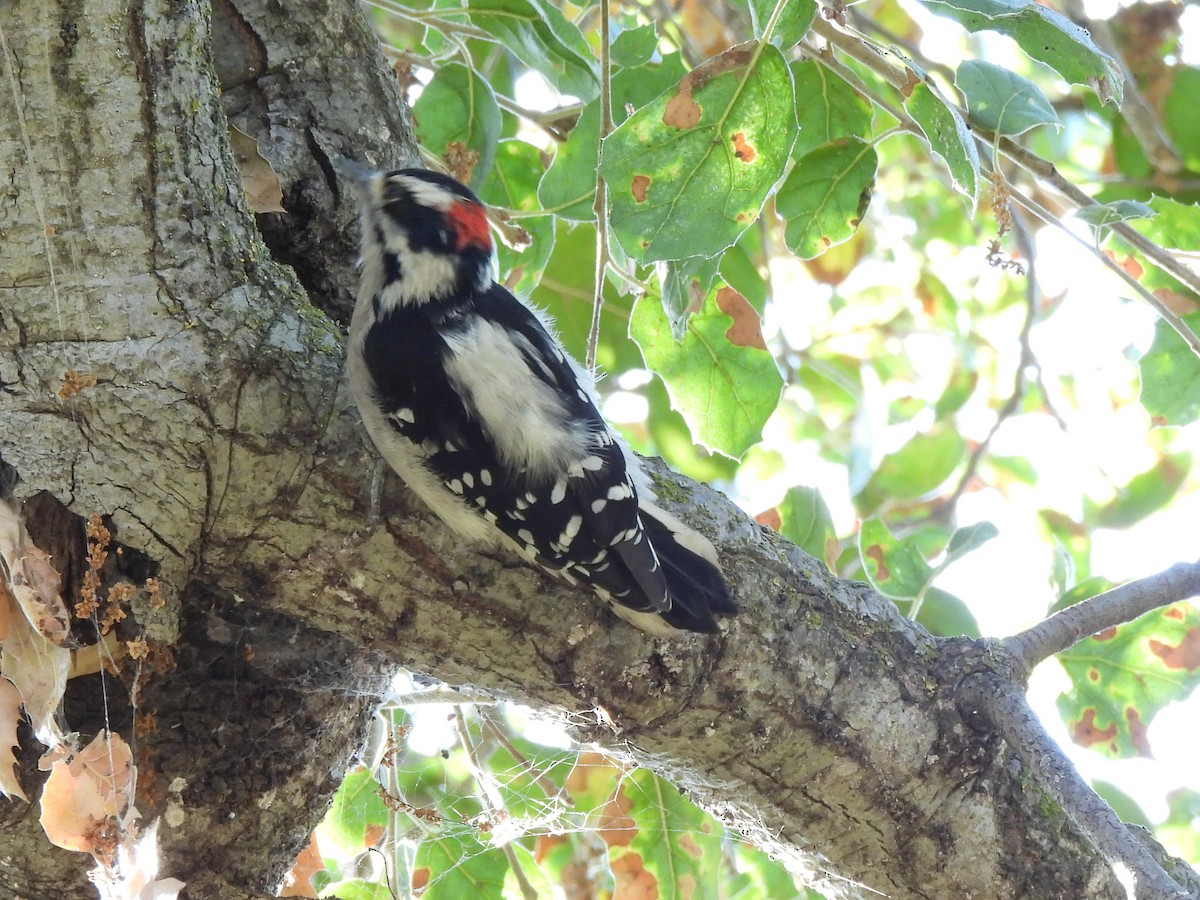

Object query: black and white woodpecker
[346,168,735,636]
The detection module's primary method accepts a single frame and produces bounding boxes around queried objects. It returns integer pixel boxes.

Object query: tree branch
[1004,561,1200,673]
[959,672,1191,900]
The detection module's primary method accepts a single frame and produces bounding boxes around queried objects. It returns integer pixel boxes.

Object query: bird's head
[359,168,494,311]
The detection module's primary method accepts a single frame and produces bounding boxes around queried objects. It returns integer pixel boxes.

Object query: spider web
[288,669,842,900]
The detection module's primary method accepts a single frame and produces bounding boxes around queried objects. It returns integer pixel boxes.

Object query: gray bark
[0,0,1181,898]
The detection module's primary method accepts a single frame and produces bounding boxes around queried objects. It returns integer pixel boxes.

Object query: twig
[811,17,908,90]
[1003,560,1200,673]
[959,673,1192,900]
[993,135,1200,299]
[453,709,538,900]
[365,0,496,42]
[482,714,569,805]
[586,0,616,371]
[1002,181,1200,358]
[933,207,1039,523]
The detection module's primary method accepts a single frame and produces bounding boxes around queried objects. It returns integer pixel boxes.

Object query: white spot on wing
[591,498,607,514]
[551,478,567,504]
[558,515,582,547]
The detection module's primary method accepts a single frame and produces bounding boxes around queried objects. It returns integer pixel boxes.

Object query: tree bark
[0,1,1184,898]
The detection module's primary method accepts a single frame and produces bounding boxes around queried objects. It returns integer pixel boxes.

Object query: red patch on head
[447,200,492,251]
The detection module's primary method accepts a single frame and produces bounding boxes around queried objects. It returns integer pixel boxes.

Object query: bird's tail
[637,501,736,633]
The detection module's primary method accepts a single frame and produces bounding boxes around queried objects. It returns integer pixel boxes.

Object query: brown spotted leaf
[601,43,796,262]
[1057,600,1200,758]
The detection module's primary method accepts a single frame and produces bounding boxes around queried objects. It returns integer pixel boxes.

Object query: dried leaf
[90,820,185,900]
[1,600,70,742]
[11,545,72,646]
[0,678,28,801]
[754,507,782,531]
[0,499,73,646]
[280,833,323,898]
[228,125,285,214]
[40,731,136,854]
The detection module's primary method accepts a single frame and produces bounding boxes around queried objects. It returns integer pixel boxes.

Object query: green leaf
[315,767,390,861]
[480,138,544,210]
[324,878,404,900]
[727,840,813,898]
[1131,196,1200,251]
[610,23,659,68]
[907,587,981,637]
[904,82,980,206]
[1074,199,1157,228]
[1158,788,1200,864]
[412,827,508,899]
[638,376,742,484]
[1057,601,1200,759]
[933,365,978,419]
[1162,66,1200,171]
[1039,511,1094,589]
[630,293,783,458]
[720,235,769,312]
[777,138,877,259]
[776,486,838,568]
[619,768,723,899]
[790,60,874,157]
[945,521,999,564]
[413,62,502,189]
[914,0,1123,104]
[481,140,556,295]
[602,43,797,262]
[955,59,1059,136]
[855,426,967,515]
[466,0,599,101]
[748,0,817,48]
[1139,312,1200,426]
[1088,452,1192,528]
[858,517,934,600]
[540,53,689,221]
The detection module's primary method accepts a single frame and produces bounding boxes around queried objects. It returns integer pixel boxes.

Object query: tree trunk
[0,1,1177,897]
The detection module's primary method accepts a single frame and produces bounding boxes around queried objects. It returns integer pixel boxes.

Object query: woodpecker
[346,168,735,635]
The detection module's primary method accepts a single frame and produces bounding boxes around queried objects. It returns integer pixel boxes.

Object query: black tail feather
[640,508,736,633]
